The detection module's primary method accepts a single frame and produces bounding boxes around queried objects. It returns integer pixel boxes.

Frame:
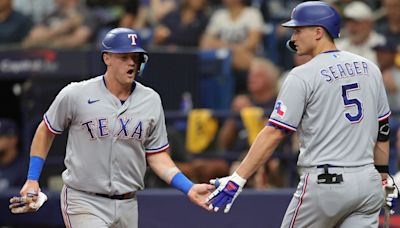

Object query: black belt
[94,192,136,200]
[316,164,343,168]
[316,164,344,184]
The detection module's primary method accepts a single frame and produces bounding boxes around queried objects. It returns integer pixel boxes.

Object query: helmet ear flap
[137,53,147,77]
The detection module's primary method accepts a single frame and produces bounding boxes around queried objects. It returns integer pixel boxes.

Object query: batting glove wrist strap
[231,172,247,187]
[171,172,194,195]
[27,156,45,181]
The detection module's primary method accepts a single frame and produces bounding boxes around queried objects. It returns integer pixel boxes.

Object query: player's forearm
[147,151,179,183]
[30,121,55,159]
[147,151,194,194]
[374,140,389,180]
[236,126,285,179]
[26,121,55,181]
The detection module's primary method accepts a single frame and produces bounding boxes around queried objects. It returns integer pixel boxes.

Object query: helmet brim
[281,19,314,28]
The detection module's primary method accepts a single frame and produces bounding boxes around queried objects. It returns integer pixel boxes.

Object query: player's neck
[312,41,337,57]
[104,73,132,100]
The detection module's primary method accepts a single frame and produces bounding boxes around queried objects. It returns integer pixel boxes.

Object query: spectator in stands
[373,38,397,72]
[119,0,178,30]
[118,1,141,29]
[200,0,264,93]
[378,0,400,46]
[176,58,282,187]
[13,0,55,24]
[380,40,400,113]
[218,58,284,188]
[152,0,209,47]
[0,0,33,46]
[22,0,96,48]
[219,58,279,151]
[336,1,385,64]
[0,118,27,191]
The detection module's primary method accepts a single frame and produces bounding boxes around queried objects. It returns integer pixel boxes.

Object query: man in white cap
[336,1,385,64]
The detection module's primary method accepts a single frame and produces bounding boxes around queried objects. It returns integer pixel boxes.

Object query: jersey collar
[321,50,340,54]
[102,75,137,94]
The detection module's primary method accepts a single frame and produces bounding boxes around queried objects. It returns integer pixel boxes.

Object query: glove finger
[9,196,27,204]
[207,189,225,210]
[9,201,27,209]
[224,190,241,213]
[11,205,31,214]
[210,179,221,188]
[209,179,216,185]
[211,191,225,207]
[206,189,221,203]
[214,195,229,212]
[224,202,233,213]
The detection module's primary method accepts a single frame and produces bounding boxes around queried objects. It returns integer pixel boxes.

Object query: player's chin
[125,73,136,82]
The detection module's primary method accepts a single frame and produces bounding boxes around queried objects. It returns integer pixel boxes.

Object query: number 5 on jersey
[342,83,363,123]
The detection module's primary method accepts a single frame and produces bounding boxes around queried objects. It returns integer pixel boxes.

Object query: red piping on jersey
[290,173,309,228]
[146,147,170,156]
[62,185,73,228]
[268,119,296,132]
[42,116,61,135]
[378,111,391,122]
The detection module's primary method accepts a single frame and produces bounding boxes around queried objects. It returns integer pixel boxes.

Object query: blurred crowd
[1,0,400,191]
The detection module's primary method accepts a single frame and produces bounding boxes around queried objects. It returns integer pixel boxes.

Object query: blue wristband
[171,172,194,195]
[27,156,45,181]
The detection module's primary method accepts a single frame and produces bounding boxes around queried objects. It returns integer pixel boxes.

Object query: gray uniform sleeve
[43,84,75,134]
[269,74,309,132]
[377,72,391,121]
[144,96,169,154]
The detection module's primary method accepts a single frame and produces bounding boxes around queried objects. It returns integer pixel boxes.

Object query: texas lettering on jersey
[81,117,144,140]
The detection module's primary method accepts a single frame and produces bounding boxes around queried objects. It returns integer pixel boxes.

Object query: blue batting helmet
[281,1,341,39]
[101,27,149,76]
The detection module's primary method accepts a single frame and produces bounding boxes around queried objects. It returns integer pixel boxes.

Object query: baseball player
[9,27,213,228]
[206,1,398,227]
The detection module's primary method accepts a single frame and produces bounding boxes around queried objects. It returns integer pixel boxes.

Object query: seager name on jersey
[320,61,368,83]
[81,117,144,140]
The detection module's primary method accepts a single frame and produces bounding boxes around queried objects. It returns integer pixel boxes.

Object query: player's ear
[103,53,111,65]
[315,27,325,40]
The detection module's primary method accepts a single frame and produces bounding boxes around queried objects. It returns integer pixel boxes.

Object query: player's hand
[9,180,47,213]
[187,183,215,211]
[382,178,398,215]
[9,191,48,213]
[206,172,247,213]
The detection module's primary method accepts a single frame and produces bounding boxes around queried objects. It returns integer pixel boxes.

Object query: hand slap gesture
[206,172,246,213]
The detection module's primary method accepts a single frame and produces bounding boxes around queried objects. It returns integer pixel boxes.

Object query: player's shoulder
[59,75,103,96]
[287,60,316,81]
[341,51,381,72]
[64,75,102,89]
[135,82,162,101]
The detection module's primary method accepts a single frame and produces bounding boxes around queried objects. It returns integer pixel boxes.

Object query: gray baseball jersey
[43,75,169,195]
[268,50,390,167]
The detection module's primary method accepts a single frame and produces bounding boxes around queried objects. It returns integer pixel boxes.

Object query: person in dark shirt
[152,0,209,47]
[0,0,33,46]
[0,118,27,191]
